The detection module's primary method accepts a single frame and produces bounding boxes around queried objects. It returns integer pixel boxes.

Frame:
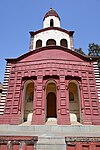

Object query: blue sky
[0,0,100,82]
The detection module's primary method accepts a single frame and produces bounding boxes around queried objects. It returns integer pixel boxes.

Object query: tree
[74,48,86,55]
[88,43,100,56]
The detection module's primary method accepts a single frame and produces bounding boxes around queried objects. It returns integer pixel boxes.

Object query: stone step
[37,143,65,150]
[45,118,57,125]
[0,125,100,137]
[37,136,66,150]
[0,125,100,150]
[19,121,31,126]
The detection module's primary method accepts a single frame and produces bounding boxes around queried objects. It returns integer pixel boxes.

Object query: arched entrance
[46,81,57,119]
[68,81,81,122]
[47,92,56,118]
[22,80,34,122]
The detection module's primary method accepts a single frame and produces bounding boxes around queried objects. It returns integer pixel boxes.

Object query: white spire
[43,8,61,28]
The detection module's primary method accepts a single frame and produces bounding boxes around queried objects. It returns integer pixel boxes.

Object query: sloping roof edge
[5,46,98,63]
[30,27,74,37]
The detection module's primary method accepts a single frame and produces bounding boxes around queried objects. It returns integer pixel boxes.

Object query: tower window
[46,39,56,46]
[36,40,42,48]
[50,19,54,27]
[60,39,68,48]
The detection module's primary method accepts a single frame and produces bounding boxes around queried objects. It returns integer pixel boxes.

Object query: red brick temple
[0,8,100,150]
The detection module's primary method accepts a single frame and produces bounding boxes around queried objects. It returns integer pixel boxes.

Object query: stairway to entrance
[37,136,66,150]
[45,117,57,125]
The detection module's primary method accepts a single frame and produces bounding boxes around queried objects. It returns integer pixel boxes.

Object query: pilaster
[32,72,45,125]
[57,72,70,125]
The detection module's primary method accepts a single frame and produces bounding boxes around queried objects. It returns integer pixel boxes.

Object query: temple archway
[22,80,34,122]
[68,80,81,122]
[46,81,57,119]
[47,92,56,118]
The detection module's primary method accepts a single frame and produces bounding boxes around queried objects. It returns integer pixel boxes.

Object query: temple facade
[0,8,100,150]
[0,8,100,126]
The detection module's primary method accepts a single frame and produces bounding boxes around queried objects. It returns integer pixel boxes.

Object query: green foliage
[74,48,86,55]
[88,43,100,56]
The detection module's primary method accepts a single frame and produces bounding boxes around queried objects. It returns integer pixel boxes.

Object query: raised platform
[0,124,100,150]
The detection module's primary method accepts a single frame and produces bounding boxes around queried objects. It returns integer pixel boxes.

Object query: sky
[0,0,100,82]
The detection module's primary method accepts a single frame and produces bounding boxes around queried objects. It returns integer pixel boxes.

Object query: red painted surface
[0,145,7,150]
[0,144,34,150]
[66,142,100,150]
[0,136,37,150]
[66,137,100,150]
[0,46,100,125]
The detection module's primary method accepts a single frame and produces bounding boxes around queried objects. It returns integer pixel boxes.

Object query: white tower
[43,8,61,28]
[29,8,74,51]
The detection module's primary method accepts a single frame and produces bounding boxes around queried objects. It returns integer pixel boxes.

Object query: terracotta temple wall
[0,52,100,125]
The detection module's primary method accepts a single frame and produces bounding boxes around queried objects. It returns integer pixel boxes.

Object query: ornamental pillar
[32,73,45,125]
[57,73,70,125]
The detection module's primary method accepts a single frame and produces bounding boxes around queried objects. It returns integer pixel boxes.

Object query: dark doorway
[47,92,57,118]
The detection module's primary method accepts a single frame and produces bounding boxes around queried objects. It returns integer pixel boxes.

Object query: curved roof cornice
[30,27,74,37]
[5,45,96,63]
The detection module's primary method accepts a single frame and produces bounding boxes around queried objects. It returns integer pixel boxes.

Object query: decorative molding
[57,85,60,90]
[35,86,37,90]
[43,85,46,90]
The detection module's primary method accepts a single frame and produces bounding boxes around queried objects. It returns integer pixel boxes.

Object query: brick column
[66,80,70,124]
[57,72,70,125]
[32,73,45,125]
[79,83,85,124]
[82,72,92,125]
[69,35,74,50]
[29,35,34,51]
